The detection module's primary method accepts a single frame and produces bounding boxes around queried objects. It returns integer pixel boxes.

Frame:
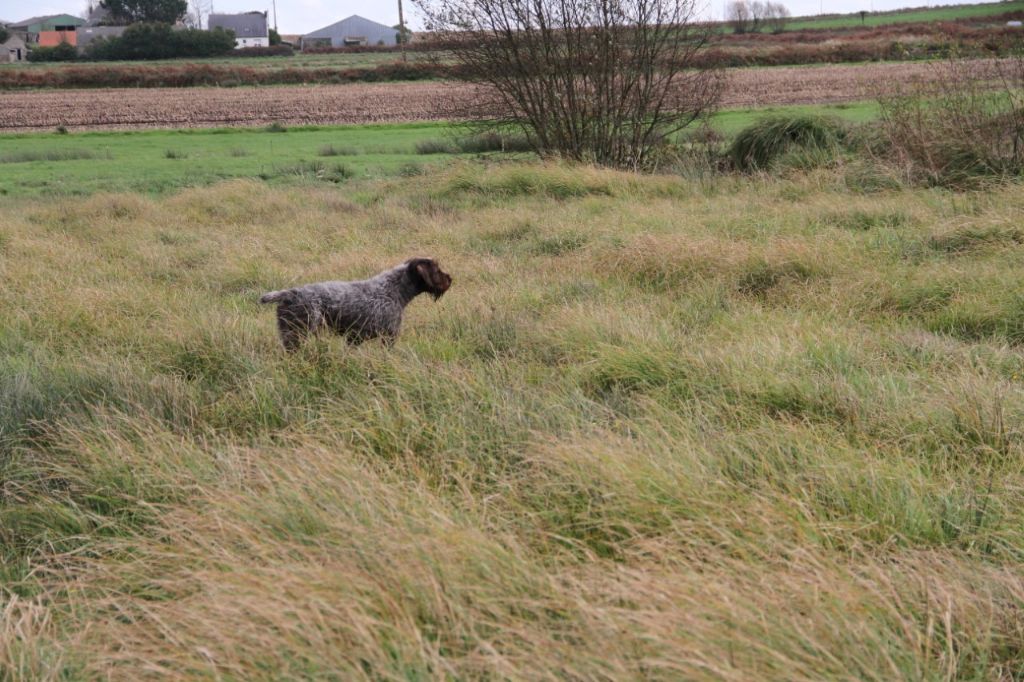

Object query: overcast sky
[0,0,1004,34]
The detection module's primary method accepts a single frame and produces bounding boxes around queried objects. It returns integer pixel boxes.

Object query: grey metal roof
[209,12,268,38]
[304,15,398,45]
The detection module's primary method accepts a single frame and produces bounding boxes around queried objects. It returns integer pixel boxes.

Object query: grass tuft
[729,115,847,171]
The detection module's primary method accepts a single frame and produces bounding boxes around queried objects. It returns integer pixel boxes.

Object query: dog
[259,258,452,351]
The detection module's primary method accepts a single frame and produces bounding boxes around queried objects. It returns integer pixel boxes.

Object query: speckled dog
[259,258,452,351]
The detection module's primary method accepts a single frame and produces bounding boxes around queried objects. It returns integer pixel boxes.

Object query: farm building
[302,15,399,49]
[208,12,270,48]
[38,31,77,48]
[7,14,84,44]
[1,32,26,62]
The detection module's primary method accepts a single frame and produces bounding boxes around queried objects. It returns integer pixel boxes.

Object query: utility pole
[398,0,407,62]
[272,0,278,32]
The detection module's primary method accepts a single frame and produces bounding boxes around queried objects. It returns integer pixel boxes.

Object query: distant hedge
[234,45,294,58]
[85,23,237,60]
[27,42,79,62]
[0,60,449,89]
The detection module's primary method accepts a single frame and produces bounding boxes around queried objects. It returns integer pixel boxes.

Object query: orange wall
[38,31,77,47]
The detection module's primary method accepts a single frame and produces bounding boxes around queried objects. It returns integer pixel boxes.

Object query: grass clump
[318,144,359,157]
[0,149,99,164]
[275,160,355,183]
[729,115,847,171]
[415,138,456,155]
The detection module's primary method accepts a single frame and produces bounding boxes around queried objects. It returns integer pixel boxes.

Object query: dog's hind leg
[276,304,323,352]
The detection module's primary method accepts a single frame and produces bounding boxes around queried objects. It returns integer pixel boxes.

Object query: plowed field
[0,60,1005,132]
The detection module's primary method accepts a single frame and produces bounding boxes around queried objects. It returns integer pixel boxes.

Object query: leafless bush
[413,0,723,169]
[875,57,1024,186]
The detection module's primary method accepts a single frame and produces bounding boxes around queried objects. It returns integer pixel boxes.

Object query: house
[208,12,269,48]
[1,32,26,62]
[7,14,84,44]
[302,15,400,49]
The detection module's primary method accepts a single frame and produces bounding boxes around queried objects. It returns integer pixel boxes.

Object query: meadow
[0,101,878,197]
[1,98,1024,678]
[788,0,1024,30]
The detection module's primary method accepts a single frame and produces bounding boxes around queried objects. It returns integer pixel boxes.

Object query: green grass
[0,101,879,198]
[786,0,1024,30]
[0,122,459,197]
[2,154,1024,678]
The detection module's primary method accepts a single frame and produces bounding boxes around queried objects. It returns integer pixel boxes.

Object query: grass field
[3,97,1024,676]
[0,122,457,196]
[0,101,879,197]
[787,0,1024,29]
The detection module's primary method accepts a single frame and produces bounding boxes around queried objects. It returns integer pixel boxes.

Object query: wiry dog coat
[259,258,452,351]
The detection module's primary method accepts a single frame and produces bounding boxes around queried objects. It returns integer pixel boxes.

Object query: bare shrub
[414,0,723,169]
[875,56,1024,186]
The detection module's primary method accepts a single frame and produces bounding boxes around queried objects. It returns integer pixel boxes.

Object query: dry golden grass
[2,163,1024,679]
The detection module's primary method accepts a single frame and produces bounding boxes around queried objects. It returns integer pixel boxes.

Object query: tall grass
[728,114,848,170]
[2,165,1024,679]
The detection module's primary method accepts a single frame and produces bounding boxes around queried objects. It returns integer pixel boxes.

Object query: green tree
[0,25,10,43]
[269,28,281,45]
[100,0,188,24]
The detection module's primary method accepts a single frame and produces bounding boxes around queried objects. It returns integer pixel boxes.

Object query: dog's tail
[259,289,292,304]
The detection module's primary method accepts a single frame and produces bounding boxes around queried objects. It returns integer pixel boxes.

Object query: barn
[7,13,84,45]
[302,15,399,49]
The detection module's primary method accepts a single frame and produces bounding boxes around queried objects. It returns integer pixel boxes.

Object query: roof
[1,33,26,48]
[9,14,84,29]
[209,12,268,38]
[304,15,395,39]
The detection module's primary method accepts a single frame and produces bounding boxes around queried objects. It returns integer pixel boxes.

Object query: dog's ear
[412,259,452,300]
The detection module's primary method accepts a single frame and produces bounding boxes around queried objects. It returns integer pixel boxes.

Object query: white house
[208,11,269,48]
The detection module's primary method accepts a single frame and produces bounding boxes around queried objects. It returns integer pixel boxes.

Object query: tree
[100,0,187,24]
[728,0,786,33]
[765,2,790,32]
[183,0,213,29]
[269,28,282,45]
[727,0,753,33]
[414,0,722,169]
[0,25,9,44]
[85,22,235,59]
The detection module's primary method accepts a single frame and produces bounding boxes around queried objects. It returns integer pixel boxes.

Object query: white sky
[0,0,1006,34]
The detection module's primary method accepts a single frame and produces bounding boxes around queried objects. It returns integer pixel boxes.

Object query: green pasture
[0,100,879,198]
[787,0,1024,30]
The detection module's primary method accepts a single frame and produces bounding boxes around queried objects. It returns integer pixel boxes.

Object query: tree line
[726,0,791,34]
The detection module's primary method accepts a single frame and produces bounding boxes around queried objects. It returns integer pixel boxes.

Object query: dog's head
[407,258,452,300]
